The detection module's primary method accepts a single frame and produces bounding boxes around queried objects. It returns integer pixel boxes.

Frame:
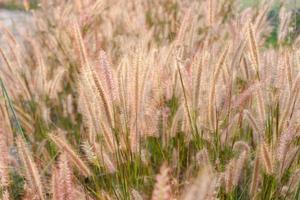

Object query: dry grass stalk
[207,0,215,27]
[51,165,61,200]
[56,153,75,200]
[16,136,45,200]
[233,151,248,186]
[0,130,9,200]
[208,45,229,130]
[183,167,216,200]
[49,133,91,176]
[260,142,273,175]
[247,22,260,79]
[249,150,260,198]
[225,160,235,193]
[151,163,172,200]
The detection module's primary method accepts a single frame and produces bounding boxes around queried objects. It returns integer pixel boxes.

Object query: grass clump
[0,0,300,199]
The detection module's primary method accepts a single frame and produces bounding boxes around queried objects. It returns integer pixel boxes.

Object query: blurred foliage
[0,0,38,10]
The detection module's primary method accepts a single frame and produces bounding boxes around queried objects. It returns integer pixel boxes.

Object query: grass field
[1,0,300,200]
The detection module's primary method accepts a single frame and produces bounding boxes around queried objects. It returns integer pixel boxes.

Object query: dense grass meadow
[2,0,300,199]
